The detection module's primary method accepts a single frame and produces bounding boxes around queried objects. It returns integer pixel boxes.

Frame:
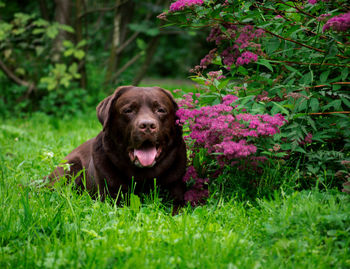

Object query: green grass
[1,113,349,268]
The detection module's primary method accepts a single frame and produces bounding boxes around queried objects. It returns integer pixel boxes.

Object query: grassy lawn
[1,113,349,268]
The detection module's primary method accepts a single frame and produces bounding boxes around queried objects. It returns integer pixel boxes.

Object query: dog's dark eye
[122,108,133,114]
[156,108,167,114]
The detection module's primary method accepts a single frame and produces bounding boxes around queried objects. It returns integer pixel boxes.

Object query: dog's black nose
[138,119,158,133]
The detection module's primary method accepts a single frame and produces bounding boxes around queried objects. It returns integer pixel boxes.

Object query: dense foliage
[161,0,350,203]
[0,0,206,116]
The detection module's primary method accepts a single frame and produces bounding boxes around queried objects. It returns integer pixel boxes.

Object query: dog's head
[97,86,182,168]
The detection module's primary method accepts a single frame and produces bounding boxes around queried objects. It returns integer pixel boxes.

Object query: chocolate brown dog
[47,86,187,206]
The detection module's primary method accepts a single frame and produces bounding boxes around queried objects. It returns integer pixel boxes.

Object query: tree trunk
[53,0,71,62]
[131,1,168,85]
[117,0,134,65]
[39,0,50,21]
[75,0,87,89]
[104,0,123,86]
[132,35,161,86]
[104,0,135,86]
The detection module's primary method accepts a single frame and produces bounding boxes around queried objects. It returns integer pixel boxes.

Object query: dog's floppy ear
[96,86,133,130]
[155,87,179,111]
[155,87,184,138]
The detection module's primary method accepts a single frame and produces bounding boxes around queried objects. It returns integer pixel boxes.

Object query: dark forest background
[0,0,207,116]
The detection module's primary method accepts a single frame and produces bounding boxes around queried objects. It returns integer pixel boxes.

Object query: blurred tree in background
[0,0,206,116]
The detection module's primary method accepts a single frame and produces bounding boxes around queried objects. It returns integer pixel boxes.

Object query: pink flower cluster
[236,51,258,66]
[323,11,350,32]
[207,25,264,48]
[199,48,217,68]
[177,92,199,109]
[176,93,287,163]
[169,0,204,12]
[207,71,226,80]
[183,166,209,206]
[308,0,330,5]
[235,25,265,49]
[220,46,240,67]
[198,24,264,70]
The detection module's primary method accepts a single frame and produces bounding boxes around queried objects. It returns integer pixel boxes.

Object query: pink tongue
[134,147,157,167]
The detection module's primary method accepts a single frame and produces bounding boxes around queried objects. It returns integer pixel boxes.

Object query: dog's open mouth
[128,143,162,168]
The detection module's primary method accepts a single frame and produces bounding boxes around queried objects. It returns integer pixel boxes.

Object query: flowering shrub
[323,11,350,32]
[178,93,287,204]
[177,93,286,160]
[163,0,350,199]
[169,0,204,12]
[183,166,209,206]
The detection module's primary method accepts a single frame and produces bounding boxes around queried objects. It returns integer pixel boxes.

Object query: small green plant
[0,7,87,116]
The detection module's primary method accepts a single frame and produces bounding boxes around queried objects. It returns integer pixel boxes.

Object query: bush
[0,11,87,116]
[162,0,350,202]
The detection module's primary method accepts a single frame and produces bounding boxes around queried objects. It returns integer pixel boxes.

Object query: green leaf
[32,28,45,35]
[35,46,44,56]
[77,39,87,48]
[61,75,72,88]
[332,84,341,91]
[63,48,74,57]
[341,68,349,81]
[14,13,33,25]
[320,70,330,84]
[266,37,280,54]
[68,63,81,79]
[294,147,307,154]
[212,56,222,66]
[62,40,74,48]
[0,22,12,41]
[300,72,313,85]
[68,63,78,73]
[55,63,67,73]
[257,59,273,72]
[293,113,308,119]
[74,50,85,60]
[136,38,147,50]
[296,98,308,112]
[218,79,230,90]
[322,100,341,111]
[237,66,248,75]
[4,49,11,59]
[40,76,57,91]
[340,97,350,109]
[58,24,74,33]
[46,25,59,39]
[33,19,49,27]
[307,117,317,131]
[213,79,220,89]
[190,76,207,85]
[15,68,25,76]
[12,28,25,35]
[283,64,302,76]
[327,44,339,58]
[286,25,303,38]
[146,28,160,36]
[271,101,290,116]
[310,98,319,112]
